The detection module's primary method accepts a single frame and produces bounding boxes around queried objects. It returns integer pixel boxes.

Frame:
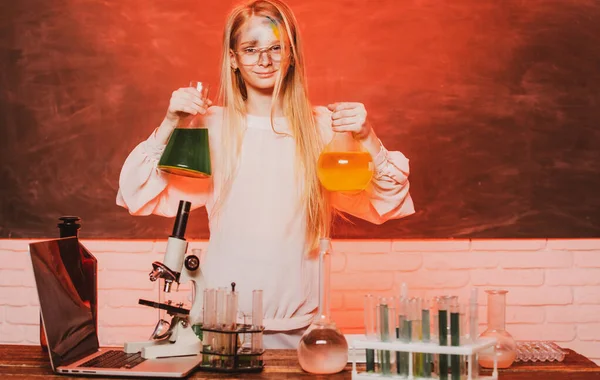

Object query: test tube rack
[349,337,499,380]
[193,323,265,373]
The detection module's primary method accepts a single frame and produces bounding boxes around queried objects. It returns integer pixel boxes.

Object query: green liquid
[395,326,401,374]
[401,318,411,376]
[439,310,448,380]
[379,304,391,374]
[412,320,423,377]
[158,128,211,178]
[192,324,203,340]
[366,349,375,372]
[451,311,461,380]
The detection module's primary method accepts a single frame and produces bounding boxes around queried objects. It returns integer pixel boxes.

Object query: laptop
[29,237,201,377]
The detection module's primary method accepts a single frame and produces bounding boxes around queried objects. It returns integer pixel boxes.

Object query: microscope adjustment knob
[184,255,200,271]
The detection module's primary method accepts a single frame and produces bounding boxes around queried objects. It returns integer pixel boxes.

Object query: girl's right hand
[165,86,213,124]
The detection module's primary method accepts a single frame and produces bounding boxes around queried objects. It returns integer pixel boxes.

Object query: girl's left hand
[327,102,372,140]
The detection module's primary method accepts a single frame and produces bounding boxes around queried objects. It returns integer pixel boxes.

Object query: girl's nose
[257,50,273,67]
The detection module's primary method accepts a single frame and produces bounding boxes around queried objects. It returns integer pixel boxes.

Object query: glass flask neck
[326,131,363,152]
[178,113,207,129]
[316,239,332,323]
[486,290,508,331]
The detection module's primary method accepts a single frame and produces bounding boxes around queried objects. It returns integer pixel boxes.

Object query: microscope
[124,200,206,359]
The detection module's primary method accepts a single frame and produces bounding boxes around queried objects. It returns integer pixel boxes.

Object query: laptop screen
[29,237,99,368]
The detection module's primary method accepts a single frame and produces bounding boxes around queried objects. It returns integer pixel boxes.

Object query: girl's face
[231,15,287,92]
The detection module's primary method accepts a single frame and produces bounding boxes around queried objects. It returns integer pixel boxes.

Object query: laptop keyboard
[80,350,146,369]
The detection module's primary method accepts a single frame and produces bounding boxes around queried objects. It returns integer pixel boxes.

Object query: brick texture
[1,238,599,367]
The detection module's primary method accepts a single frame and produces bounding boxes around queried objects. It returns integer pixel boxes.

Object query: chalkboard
[1,0,599,239]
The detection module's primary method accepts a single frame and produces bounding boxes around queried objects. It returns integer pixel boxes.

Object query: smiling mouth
[255,72,276,77]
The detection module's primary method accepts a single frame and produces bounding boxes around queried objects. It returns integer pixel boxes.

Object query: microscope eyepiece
[171,200,191,239]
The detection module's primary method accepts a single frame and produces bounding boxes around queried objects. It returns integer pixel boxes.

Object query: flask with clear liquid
[297,238,348,374]
[158,81,211,178]
[317,132,373,191]
[478,289,517,369]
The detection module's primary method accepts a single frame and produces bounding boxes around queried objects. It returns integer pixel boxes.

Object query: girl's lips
[255,71,275,78]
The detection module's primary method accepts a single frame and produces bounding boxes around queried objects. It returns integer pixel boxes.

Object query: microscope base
[124,322,202,359]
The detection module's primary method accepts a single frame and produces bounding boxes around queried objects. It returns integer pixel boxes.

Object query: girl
[117,0,414,349]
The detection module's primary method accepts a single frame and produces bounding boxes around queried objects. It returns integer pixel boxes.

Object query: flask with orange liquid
[317,131,373,191]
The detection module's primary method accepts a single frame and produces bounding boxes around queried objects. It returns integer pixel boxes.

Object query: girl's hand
[165,86,213,124]
[327,102,372,140]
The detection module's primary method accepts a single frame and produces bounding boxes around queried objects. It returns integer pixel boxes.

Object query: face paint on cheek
[266,16,280,40]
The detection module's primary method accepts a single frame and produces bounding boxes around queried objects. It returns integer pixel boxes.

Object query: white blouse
[116,106,414,332]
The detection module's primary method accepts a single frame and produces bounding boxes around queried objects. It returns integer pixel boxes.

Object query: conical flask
[298,238,348,374]
[158,81,211,178]
[317,132,373,191]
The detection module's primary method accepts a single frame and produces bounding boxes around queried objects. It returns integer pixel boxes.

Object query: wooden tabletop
[1,345,599,379]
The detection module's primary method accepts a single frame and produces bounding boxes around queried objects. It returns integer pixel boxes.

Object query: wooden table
[1,345,599,379]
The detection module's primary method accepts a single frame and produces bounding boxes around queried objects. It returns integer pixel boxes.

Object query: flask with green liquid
[158,81,212,178]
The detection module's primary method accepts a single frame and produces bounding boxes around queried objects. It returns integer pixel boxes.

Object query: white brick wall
[1,238,599,365]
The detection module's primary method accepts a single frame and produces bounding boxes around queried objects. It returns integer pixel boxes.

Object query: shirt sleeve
[314,106,416,225]
[116,126,212,218]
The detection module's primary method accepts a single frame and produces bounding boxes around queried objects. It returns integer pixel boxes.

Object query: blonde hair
[215,0,331,255]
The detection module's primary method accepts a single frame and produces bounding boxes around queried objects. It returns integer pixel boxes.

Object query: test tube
[411,298,423,377]
[364,294,377,373]
[397,284,410,376]
[227,284,238,330]
[388,297,397,375]
[402,296,413,376]
[422,299,432,377]
[460,303,468,342]
[203,288,216,328]
[394,296,403,376]
[432,296,440,341]
[438,297,449,380]
[450,297,461,380]
[470,288,480,378]
[215,287,227,358]
[225,285,238,357]
[251,290,263,353]
[201,288,216,364]
[444,296,458,377]
[377,298,392,375]
[216,287,227,327]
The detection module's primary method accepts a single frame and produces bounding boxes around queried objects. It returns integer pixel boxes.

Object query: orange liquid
[317,151,373,191]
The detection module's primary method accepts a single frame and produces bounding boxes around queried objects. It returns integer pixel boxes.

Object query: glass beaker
[317,131,373,191]
[478,290,517,369]
[158,81,211,178]
[298,238,348,374]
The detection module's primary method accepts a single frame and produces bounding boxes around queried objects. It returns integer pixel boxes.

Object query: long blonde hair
[215,0,331,255]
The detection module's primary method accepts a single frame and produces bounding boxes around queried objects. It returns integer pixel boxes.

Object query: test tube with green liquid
[450,297,461,380]
[364,294,377,373]
[395,284,409,376]
[377,298,392,375]
[411,298,424,377]
[422,298,432,377]
[397,296,410,376]
[395,296,403,375]
[438,297,449,380]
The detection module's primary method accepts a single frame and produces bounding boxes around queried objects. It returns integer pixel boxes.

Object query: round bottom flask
[298,321,348,374]
[297,238,348,374]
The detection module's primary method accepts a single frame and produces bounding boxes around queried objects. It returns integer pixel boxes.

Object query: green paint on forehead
[265,16,280,39]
